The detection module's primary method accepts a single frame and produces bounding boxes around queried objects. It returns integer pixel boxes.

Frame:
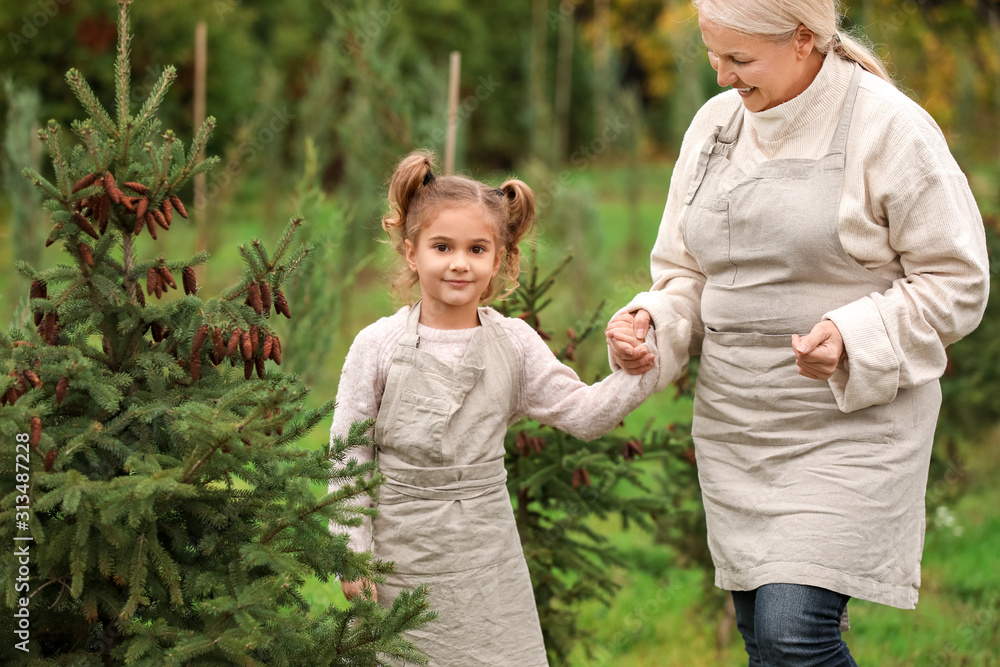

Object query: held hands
[340,579,378,602]
[606,309,655,375]
[792,320,846,380]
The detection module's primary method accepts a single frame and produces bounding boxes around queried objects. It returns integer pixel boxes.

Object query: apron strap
[715,101,744,153]
[827,64,863,156]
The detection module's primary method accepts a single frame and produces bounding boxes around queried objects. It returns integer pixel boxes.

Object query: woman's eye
[731,57,748,66]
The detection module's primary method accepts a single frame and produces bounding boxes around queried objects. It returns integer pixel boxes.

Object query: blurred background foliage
[2,0,999,664]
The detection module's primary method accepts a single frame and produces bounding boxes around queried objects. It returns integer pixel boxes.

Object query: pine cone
[192,324,209,355]
[622,439,644,461]
[151,321,166,342]
[72,211,100,240]
[571,468,591,490]
[212,327,225,364]
[261,335,273,361]
[133,212,145,236]
[158,266,177,290]
[30,280,47,300]
[246,283,263,316]
[4,387,18,406]
[136,196,149,222]
[124,181,149,195]
[244,359,253,380]
[270,336,282,365]
[170,195,188,219]
[29,417,41,446]
[119,196,136,213]
[22,370,42,390]
[45,223,63,247]
[249,325,259,355]
[72,172,101,194]
[274,290,291,318]
[259,282,272,317]
[42,312,59,345]
[240,329,252,361]
[227,328,242,356]
[153,209,169,230]
[79,242,94,267]
[43,449,56,472]
[96,195,110,233]
[189,356,202,382]
[255,356,266,380]
[182,266,197,295]
[136,286,146,307]
[145,212,158,240]
[160,198,172,225]
[147,267,162,298]
[102,171,116,197]
[56,376,69,405]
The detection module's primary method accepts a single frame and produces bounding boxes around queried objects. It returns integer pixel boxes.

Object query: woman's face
[699,17,823,112]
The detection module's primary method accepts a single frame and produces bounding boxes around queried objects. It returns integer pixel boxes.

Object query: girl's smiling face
[405,204,502,329]
[699,17,824,112]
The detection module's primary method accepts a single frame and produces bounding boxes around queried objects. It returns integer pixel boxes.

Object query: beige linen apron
[372,303,548,666]
[682,65,941,610]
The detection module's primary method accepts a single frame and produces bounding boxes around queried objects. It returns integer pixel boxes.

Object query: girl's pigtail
[382,150,437,244]
[497,179,537,298]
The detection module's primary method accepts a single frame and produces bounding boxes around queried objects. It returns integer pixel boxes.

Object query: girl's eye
[471,246,486,255]
[434,244,449,252]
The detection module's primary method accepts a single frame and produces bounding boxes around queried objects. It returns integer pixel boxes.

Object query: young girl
[329,150,658,666]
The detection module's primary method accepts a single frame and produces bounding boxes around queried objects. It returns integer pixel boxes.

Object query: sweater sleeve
[505,317,659,441]
[824,103,990,412]
[327,315,400,557]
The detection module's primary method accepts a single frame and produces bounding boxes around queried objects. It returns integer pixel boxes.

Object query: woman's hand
[606,309,654,375]
[792,321,846,380]
[340,579,377,602]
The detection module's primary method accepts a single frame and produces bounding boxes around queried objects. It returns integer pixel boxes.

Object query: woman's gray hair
[694,0,895,85]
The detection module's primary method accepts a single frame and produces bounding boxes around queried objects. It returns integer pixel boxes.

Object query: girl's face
[699,17,822,112]
[405,204,502,329]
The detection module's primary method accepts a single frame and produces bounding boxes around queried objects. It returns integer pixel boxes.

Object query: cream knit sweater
[330,306,657,553]
[622,53,989,412]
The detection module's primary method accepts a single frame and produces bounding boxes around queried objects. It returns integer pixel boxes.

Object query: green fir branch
[64,69,118,140]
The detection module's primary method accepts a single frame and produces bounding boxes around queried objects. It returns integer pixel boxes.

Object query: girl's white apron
[682,66,941,609]
[373,303,548,665]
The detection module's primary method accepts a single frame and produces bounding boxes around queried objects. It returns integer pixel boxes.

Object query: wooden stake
[555,4,576,162]
[594,0,610,135]
[193,21,207,225]
[445,51,461,175]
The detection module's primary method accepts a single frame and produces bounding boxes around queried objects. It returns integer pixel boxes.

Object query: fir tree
[0,2,433,665]
[498,253,702,664]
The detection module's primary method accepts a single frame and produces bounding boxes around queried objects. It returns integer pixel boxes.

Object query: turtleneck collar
[744,53,855,147]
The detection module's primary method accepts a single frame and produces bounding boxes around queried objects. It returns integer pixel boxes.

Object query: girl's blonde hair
[382,150,536,304]
[694,0,895,86]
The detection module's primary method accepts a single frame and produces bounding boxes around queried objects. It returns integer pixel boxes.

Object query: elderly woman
[607,0,989,664]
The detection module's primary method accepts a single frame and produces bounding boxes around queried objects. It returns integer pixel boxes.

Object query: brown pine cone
[147,268,162,298]
[274,290,291,318]
[227,328,242,356]
[42,312,59,345]
[30,280,47,300]
[170,195,188,219]
[192,324,209,355]
[29,417,41,446]
[124,181,149,195]
[189,355,202,382]
[96,195,110,232]
[45,223,63,247]
[119,196,136,213]
[270,336,281,365]
[153,209,169,230]
[133,213,145,236]
[212,327,224,363]
[255,356,266,380]
[182,266,197,295]
[249,325,259,355]
[22,370,42,390]
[72,211,100,240]
[72,172,101,194]
[4,387,18,406]
[160,198,172,225]
[243,359,253,380]
[43,449,56,472]
[136,286,146,307]
[79,242,94,267]
[622,439,644,461]
[261,335,273,361]
[259,282,272,317]
[102,171,116,196]
[151,321,166,342]
[246,283,263,316]
[56,377,69,405]
[158,266,177,290]
[571,468,591,490]
[145,212,158,240]
[136,196,149,222]
[240,329,252,361]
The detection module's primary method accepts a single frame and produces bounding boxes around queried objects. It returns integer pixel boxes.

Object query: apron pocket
[386,392,453,464]
[684,197,737,286]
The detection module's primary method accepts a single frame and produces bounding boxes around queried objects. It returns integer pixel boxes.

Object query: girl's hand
[607,310,654,374]
[792,321,845,380]
[340,579,378,602]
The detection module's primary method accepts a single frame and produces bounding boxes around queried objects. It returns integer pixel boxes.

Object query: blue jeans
[732,584,857,667]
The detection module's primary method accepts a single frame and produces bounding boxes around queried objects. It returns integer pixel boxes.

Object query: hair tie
[494,187,507,199]
[834,30,843,45]
[422,170,435,186]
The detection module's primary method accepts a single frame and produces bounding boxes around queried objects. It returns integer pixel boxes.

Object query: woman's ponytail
[829,31,893,85]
